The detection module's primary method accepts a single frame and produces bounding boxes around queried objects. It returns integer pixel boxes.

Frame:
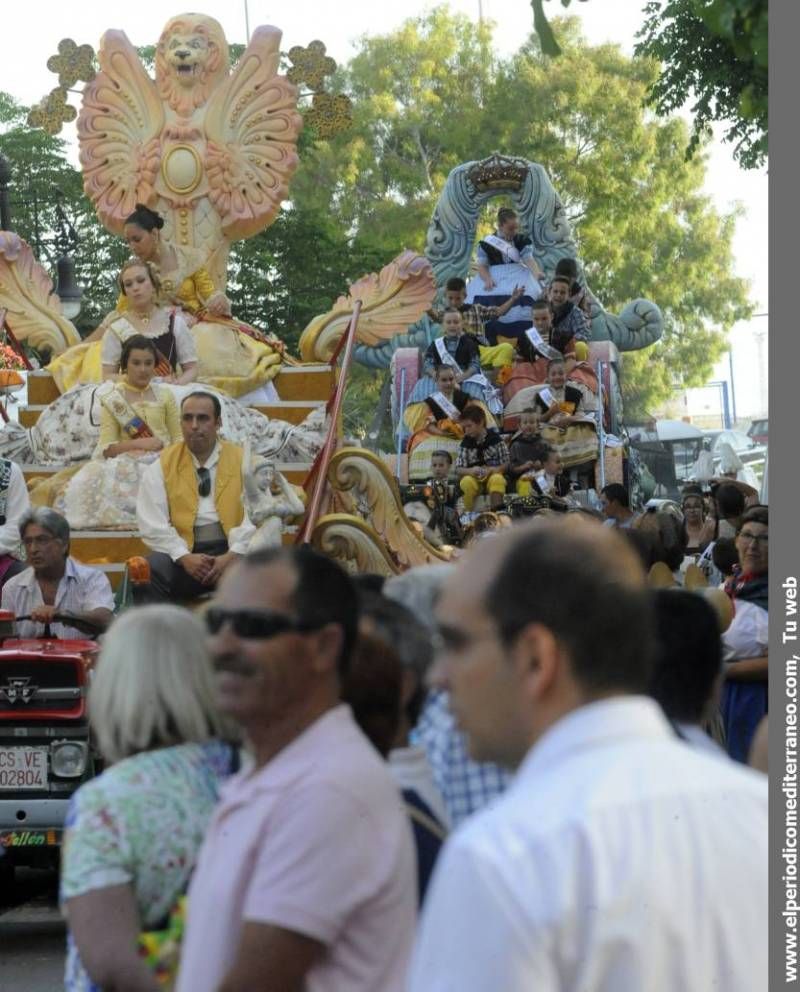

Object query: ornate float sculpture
[352,154,664,369]
[76,14,302,287]
[0,234,80,355]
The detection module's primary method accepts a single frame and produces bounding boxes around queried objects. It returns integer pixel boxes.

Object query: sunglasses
[204,607,321,640]
[197,467,211,498]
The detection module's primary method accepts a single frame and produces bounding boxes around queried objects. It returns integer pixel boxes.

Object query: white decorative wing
[0,234,80,354]
[204,26,302,240]
[78,29,164,235]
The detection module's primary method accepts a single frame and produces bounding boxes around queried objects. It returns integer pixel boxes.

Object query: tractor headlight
[50,740,88,778]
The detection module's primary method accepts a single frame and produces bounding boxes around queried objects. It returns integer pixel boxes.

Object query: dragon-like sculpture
[353,154,663,368]
[77,13,303,288]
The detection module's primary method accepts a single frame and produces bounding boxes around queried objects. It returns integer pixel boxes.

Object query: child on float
[507,408,549,496]
[455,406,509,512]
[421,309,501,412]
[427,277,519,373]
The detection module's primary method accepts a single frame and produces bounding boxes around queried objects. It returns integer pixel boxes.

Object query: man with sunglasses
[136,391,255,602]
[177,547,416,992]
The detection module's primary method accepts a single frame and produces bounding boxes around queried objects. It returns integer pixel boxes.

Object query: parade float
[0,12,665,583]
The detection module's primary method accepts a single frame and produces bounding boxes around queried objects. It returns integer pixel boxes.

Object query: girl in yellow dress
[55,334,184,529]
[48,205,287,399]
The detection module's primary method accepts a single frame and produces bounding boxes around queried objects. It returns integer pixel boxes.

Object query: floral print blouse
[60,741,235,991]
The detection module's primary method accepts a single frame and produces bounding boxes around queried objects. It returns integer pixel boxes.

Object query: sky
[0,0,768,416]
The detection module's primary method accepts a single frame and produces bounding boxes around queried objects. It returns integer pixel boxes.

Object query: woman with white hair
[60,605,238,992]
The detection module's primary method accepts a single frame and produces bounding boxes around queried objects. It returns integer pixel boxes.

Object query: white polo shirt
[410,696,767,992]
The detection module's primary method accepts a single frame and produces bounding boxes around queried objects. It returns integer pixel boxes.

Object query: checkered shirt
[411,690,512,826]
[455,430,510,470]
[429,304,503,346]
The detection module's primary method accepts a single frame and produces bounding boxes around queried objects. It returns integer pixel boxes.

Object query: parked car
[747,418,768,446]
[700,429,767,480]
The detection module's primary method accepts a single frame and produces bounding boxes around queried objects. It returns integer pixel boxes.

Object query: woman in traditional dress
[720,505,769,762]
[49,258,198,393]
[58,335,183,530]
[403,366,493,480]
[49,205,286,399]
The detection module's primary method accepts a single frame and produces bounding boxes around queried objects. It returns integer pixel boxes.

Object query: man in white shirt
[136,391,255,602]
[0,457,31,589]
[409,519,767,992]
[2,508,114,639]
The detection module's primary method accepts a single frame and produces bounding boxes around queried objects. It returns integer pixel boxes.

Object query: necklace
[123,381,153,395]
[132,307,156,327]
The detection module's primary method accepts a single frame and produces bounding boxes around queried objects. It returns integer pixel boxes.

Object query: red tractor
[0,612,101,877]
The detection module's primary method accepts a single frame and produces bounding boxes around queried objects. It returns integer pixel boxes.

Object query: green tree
[635,0,768,170]
[0,92,125,335]
[301,11,751,418]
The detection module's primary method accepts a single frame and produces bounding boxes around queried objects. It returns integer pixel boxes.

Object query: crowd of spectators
[54,511,767,990]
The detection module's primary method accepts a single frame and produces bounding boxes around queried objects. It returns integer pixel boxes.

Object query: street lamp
[0,154,11,231]
[54,202,82,320]
[55,256,83,319]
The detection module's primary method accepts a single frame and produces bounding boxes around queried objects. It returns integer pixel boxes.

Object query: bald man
[409,518,767,992]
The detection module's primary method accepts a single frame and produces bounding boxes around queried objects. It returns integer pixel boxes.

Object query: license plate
[0,747,47,790]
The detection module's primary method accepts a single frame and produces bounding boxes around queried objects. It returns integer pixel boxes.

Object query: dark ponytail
[125,204,165,232]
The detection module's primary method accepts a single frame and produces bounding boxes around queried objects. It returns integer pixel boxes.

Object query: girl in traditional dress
[466,207,544,344]
[531,359,599,475]
[59,335,184,530]
[101,260,198,385]
[403,366,493,480]
[49,205,287,399]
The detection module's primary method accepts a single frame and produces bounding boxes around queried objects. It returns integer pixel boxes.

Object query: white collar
[516,696,674,787]
[191,440,220,471]
[22,555,78,590]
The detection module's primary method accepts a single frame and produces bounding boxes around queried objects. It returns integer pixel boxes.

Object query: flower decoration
[0,342,27,391]
[27,87,77,135]
[46,38,96,88]
[287,41,337,92]
[305,92,354,140]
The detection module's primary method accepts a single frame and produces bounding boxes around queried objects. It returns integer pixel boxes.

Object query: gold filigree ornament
[305,92,353,140]
[46,38,96,88]
[27,87,77,136]
[287,41,337,92]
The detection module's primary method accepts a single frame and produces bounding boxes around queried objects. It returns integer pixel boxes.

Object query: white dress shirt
[137,441,255,560]
[1,557,114,639]
[409,696,767,992]
[0,461,30,557]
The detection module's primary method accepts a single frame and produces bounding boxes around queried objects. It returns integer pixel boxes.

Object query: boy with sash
[0,457,31,589]
[455,406,509,513]
[422,309,501,413]
[507,409,549,497]
[136,391,255,602]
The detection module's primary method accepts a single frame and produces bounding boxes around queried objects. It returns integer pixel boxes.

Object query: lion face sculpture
[155,14,229,115]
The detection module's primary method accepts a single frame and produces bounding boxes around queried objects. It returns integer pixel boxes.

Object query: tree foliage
[0,9,754,424]
[304,11,751,418]
[635,0,768,170]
